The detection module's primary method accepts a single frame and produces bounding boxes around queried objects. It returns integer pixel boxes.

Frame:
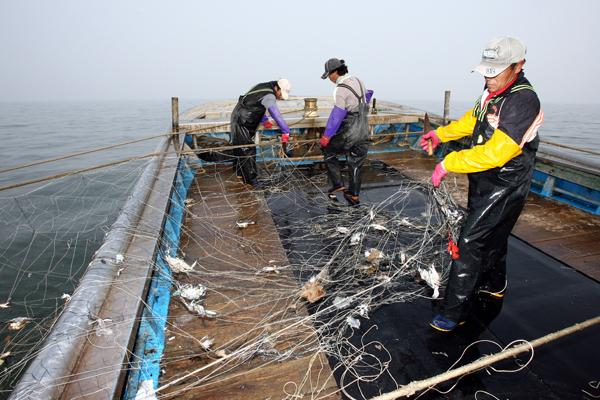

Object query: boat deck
[158,164,340,399]
[157,145,600,399]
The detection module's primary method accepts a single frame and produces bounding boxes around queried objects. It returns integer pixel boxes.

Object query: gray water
[0,98,597,394]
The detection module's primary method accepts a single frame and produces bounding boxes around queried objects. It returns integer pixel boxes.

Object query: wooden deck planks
[159,355,335,400]
[514,194,600,280]
[158,164,340,400]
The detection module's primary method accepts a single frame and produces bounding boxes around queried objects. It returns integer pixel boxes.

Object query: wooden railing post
[443,91,451,126]
[172,97,179,133]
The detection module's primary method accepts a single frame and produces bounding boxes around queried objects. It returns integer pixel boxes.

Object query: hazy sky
[1,0,598,104]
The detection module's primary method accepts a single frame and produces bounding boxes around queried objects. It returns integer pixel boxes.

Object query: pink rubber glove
[320,135,330,147]
[263,120,273,129]
[432,162,448,187]
[281,133,289,143]
[420,130,441,152]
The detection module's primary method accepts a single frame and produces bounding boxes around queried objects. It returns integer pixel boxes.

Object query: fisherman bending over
[320,58,373,206]
[231,79,292,187]
[421,36,544,332]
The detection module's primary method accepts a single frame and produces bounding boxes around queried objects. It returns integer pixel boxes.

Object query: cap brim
[321,70,329,79]
[281,91,289,100]
[472,62,510,78]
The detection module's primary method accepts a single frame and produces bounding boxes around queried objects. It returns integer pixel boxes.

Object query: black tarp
[268,164,600,400]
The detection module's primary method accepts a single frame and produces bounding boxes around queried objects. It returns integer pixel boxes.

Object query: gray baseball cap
[472,36,526,78]
[321,58,345,79]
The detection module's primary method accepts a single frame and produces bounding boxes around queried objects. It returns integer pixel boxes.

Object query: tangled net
[0,147,467,399]
[154,157,466,399]
[269,164,464,397]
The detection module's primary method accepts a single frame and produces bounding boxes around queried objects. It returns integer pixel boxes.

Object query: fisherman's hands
[420,130,440,152]
[320,135,331,147]
[281,133,289,143]
[432,162,448,187]
[263,120,273,129]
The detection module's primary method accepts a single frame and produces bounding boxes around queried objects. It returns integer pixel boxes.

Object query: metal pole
[443,91,451,126]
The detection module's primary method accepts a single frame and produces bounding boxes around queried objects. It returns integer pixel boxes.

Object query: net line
[144,153,466,399]
[0,147,471,400]
[0,157,152,396]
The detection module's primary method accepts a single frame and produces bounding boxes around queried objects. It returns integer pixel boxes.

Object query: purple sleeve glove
[267,106,290,134]
[420,130,441,152]
[261,113,273,128]
[324,106,348,138]
[432,162,448,187]
[365,90,374,104]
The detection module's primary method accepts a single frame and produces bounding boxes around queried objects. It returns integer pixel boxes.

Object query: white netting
[0,159,150,396]
[144,156,465,400]
[0,146,469,400]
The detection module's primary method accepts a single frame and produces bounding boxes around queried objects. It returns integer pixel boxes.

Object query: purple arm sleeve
[267,106,290,134]
[324,106,348,138]
[261,113,269,123]
[365,90,374,104]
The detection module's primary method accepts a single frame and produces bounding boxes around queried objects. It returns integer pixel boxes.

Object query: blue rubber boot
[247,181,264,188]
[430,314,465,332]
[328,183,345,194]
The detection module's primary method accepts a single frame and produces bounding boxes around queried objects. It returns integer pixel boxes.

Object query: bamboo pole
[369,315,600,400]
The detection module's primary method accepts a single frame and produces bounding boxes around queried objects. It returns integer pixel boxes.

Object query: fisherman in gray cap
[420,36,544,332]
[320,58,373,206]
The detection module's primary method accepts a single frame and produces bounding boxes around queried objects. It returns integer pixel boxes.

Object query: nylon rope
[2,115,597,193]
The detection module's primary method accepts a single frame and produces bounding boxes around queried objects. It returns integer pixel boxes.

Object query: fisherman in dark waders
[231,79,292,187]
[320,58,373,206]
[421,36,544,331]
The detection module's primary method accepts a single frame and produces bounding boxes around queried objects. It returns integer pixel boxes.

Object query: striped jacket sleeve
[439,92,543,174]
[443,129,524,173]
[436,109,477,142]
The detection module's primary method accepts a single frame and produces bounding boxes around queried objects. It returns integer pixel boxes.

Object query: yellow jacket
[436,109,523,174]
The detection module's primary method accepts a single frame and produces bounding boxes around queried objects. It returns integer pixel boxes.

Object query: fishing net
[0,160,149,397]
[144,155,466,400]
[3,98,599,399]
[0,146,466,399]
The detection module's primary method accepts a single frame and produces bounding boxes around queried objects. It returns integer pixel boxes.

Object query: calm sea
[0,98,598,393]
